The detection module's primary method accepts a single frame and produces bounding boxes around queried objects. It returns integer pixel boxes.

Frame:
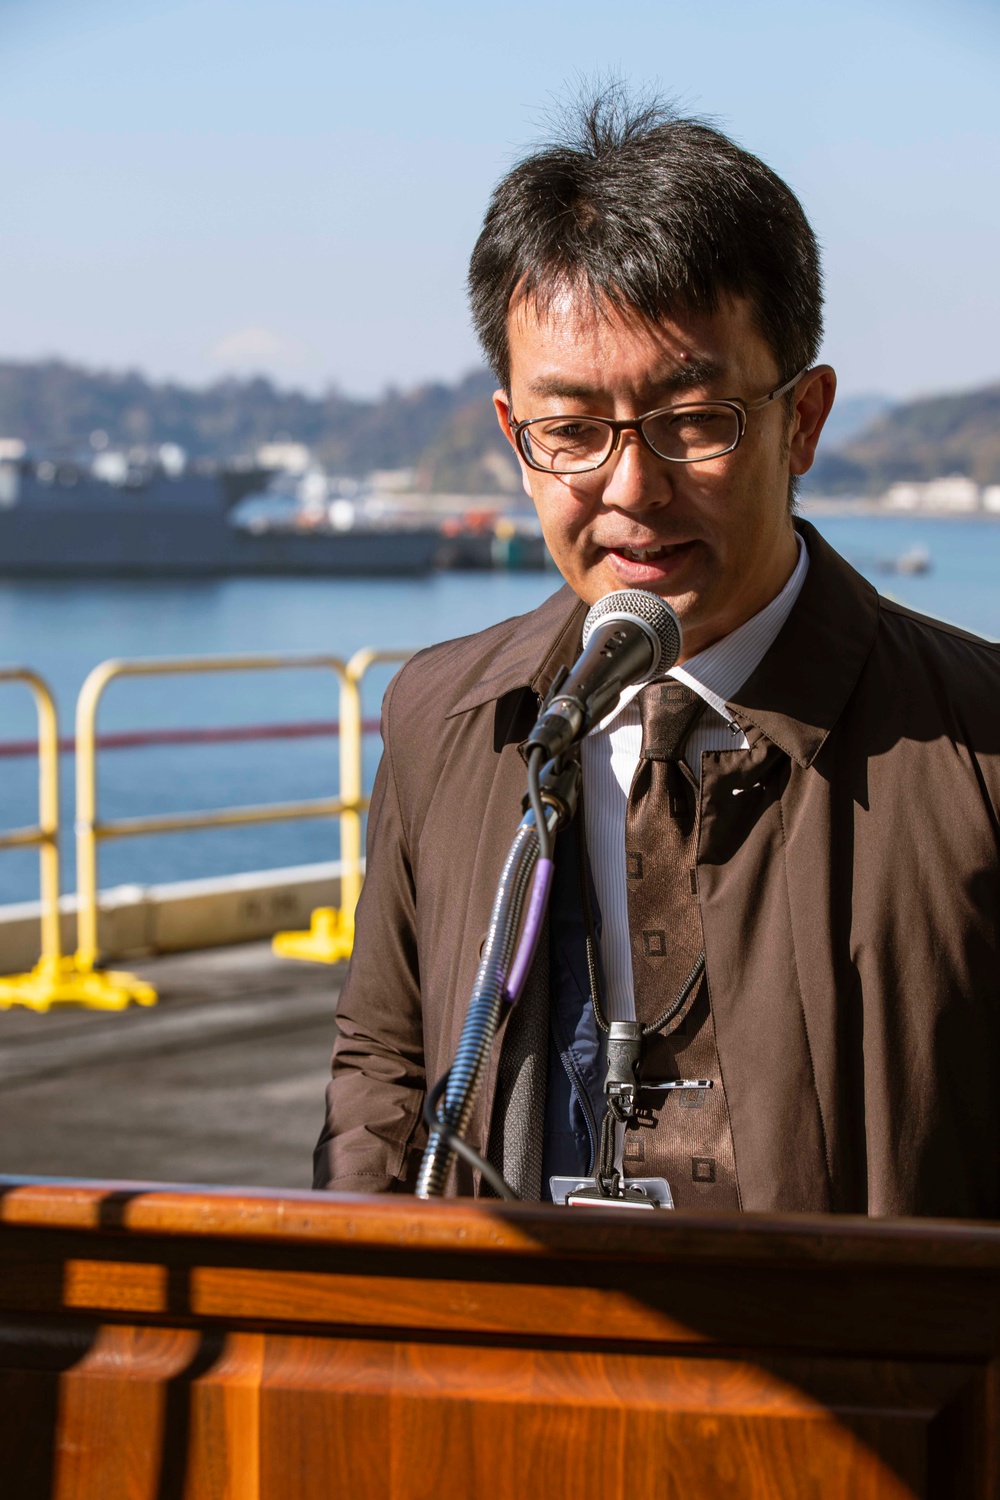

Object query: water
[0,515,996,906]
[808,515,1000,640]
[0,573,557,904]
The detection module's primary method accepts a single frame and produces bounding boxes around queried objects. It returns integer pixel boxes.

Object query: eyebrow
[524,358,726,403]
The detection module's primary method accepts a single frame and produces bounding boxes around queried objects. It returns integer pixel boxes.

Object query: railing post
[31,673,62,971]
[271,654,361,964]
[0,669,64,1008]
[73,661,108,975]
[0,668,153,1012]
[338,668,364,926]
[56,660,156,1009]
[272,647,414,966]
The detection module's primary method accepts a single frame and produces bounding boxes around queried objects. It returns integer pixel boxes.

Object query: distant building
[256,441,311,476]
[883,476,981,512]
[367,468,416,494]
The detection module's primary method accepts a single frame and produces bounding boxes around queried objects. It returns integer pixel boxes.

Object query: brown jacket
[315,521,1000,1216]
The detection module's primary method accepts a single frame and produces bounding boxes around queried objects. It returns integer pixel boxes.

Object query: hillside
[806,382,1000,494]
[0,360,518,494]
[1,358,998,497]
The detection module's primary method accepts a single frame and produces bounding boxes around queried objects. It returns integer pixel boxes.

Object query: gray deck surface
[0,943,341,1190]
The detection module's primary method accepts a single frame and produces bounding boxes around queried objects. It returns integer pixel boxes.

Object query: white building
[257,441,311,475]
[883,476,981,512]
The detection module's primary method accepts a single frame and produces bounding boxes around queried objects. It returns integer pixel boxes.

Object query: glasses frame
[509,366,810,475]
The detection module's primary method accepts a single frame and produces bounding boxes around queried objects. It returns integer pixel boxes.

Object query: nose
[598,428,673,513]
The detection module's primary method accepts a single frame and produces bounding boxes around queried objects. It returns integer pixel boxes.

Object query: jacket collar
[445,519,880,766]
[726,519,880,767]
[446,583,587,717]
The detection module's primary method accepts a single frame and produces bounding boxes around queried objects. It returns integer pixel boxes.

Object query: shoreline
[799,499,1000,519]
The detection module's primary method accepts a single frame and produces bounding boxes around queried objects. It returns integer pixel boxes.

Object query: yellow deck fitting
[0,956,157,1013]
[272,906,354,965]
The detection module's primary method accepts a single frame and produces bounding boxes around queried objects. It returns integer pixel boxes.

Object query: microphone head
[581,589,682,680]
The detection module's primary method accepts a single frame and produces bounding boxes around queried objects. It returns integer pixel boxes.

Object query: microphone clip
[520,751,581,830]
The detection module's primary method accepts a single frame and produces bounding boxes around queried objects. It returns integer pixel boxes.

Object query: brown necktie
[624,680,741,1209]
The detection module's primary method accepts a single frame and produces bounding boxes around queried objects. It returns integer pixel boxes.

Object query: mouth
[614,542,685,563]
[599,537,700,586]
[604,538,698,564]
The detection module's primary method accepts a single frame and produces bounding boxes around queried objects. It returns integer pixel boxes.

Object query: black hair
[468,84,823,392]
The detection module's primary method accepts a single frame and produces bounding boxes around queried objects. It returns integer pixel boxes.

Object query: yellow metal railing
[0,647,411,1010]
[0,668,124,1012]
[73,652,363,1008]
[0,669,63,1009]
[272,647,412,963]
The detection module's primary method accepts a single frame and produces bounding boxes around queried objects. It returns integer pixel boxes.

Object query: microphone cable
[423,1073,517,1200]
[526,745,553,861]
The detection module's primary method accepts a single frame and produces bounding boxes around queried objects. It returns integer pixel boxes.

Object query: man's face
[495,288,834,660]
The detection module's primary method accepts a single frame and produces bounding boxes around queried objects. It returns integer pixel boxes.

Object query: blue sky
[1,0,997,401]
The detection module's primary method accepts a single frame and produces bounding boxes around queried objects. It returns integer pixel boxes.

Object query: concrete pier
[0,942,341,1190]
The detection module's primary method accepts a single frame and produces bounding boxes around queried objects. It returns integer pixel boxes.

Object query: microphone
[526,589,682,759]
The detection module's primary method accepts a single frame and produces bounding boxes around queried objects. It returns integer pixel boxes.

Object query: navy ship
[0,446,441,577]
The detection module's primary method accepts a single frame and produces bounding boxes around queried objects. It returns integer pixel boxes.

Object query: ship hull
[0,471,441,576]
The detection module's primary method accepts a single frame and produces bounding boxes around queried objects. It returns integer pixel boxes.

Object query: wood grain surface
[0,1177,997,1498]
[4,1173,1000,1265]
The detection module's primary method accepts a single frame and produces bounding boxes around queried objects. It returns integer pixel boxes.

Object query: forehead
[506,285,776,400]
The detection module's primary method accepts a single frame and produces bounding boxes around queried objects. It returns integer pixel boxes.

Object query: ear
[493,389,536,501]
[788,366,837,476]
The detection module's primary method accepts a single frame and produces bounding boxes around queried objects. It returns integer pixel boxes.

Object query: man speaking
[315,91,1000,1216]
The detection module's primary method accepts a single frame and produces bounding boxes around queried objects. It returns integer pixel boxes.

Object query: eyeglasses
[510,367,809,475]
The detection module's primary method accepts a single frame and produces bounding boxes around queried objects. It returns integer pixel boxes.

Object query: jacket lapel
[704,522,883,1210]
[727,521,880,764]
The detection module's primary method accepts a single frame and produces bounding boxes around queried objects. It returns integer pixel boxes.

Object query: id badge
[549,1175,674,1209]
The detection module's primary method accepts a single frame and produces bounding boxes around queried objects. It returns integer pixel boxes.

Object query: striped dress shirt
[580,535,809,1023]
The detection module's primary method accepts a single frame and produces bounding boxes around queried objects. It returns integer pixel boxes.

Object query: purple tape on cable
[503,857,554,1004]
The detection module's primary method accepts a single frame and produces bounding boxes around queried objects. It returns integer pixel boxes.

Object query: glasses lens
[642,405,740,462]
[521,417,613,473]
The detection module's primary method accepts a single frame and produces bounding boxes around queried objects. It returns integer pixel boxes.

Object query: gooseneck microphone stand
[415,586,683,1203]
[415,750,580,1200]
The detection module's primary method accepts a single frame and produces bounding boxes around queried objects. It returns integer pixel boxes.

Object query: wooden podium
[0,1177,998,1498]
